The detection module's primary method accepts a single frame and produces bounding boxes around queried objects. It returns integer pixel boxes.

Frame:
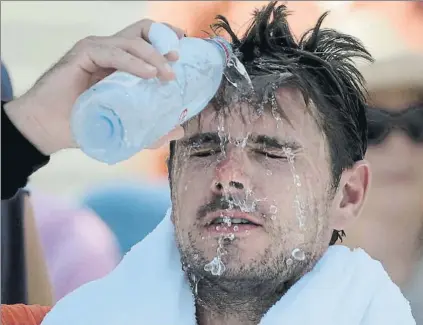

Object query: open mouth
[210,217,258,226]
[205,212,262,235]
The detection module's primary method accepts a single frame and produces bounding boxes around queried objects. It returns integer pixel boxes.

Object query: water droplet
[266,170,272,176]
[292,248,306,261]
[216,226,221,231]
[193,254,199,260]
[233,225,239,232]
[204,257,226,276]
[201,236,205,240]
[286,258,293,266]
[245,230,250,235]
[227,233,235,240]
[204,260,213,272]
[223,216,231,227]
[270,215,276,221]
[194,278,199,295]
[216,247,226,256]
[184,185,188,191]
[270,205,278,214]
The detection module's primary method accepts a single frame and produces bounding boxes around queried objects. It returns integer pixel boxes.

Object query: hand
[4,19,185,155]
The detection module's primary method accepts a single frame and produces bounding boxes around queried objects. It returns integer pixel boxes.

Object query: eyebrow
[180,132,222,147]
[251,135,302,151]
[181,132,302,151]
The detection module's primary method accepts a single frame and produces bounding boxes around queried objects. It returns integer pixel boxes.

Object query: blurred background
[1,1,422,323]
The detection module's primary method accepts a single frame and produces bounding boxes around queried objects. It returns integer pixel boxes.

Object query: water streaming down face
[170,57,337,297]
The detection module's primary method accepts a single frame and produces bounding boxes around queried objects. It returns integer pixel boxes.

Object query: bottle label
[179,108,188,123]
[206,37,232,66]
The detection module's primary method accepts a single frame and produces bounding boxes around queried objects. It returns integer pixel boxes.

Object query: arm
[1,102,50,200]
[1,20,185,201]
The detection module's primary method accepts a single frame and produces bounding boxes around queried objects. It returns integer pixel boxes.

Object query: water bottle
[71,23,232,164]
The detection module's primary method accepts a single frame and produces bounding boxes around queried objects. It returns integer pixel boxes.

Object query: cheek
[261,163,327,234]
[259,157,322,200]
[250,154,292,179]
[173,164,214,213]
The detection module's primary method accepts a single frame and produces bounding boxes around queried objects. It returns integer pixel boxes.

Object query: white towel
[41,209,415,325]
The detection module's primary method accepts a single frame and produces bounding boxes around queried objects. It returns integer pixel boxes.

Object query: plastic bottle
[71,23,232,164]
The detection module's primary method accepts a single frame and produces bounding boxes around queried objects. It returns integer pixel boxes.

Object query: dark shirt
[1,101,50,304]
[1,101,50,200]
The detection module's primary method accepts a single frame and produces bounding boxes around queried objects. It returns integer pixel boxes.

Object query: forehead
[183,87,324,147]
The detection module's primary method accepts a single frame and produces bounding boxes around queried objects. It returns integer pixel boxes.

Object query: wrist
[4,97,61,155]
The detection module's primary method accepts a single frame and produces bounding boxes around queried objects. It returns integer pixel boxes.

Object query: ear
[329,160,371,231]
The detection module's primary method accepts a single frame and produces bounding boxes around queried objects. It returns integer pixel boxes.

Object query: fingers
[101,36,176,80]
[72,19,185,81]
[116,19,183,60]
[162,22,185,39]
[165,51,179,62]
[115,19,185,41]
[84,40,158,80]
[75,36,175,81]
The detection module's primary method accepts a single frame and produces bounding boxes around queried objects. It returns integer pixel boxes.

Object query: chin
[195,241,258,261]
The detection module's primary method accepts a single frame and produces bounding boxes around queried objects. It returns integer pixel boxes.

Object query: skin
[4,17,369,325]
[171,87,370,325]
[341,87,423,287]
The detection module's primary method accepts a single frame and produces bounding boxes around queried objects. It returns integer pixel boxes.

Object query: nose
[211,149,250,195]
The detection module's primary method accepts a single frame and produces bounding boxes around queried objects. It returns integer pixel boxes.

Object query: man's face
[170,88,345,283]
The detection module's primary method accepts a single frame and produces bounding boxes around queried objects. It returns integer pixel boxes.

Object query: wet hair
[168,1,372,245]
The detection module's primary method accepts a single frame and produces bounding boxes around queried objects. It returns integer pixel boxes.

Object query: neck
[192,275,293,325]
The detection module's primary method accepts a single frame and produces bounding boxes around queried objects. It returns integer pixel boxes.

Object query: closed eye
[191,149,220,157]
[255,150,287,159]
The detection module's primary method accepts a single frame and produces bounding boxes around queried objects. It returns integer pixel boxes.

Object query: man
[1,2,415,325]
